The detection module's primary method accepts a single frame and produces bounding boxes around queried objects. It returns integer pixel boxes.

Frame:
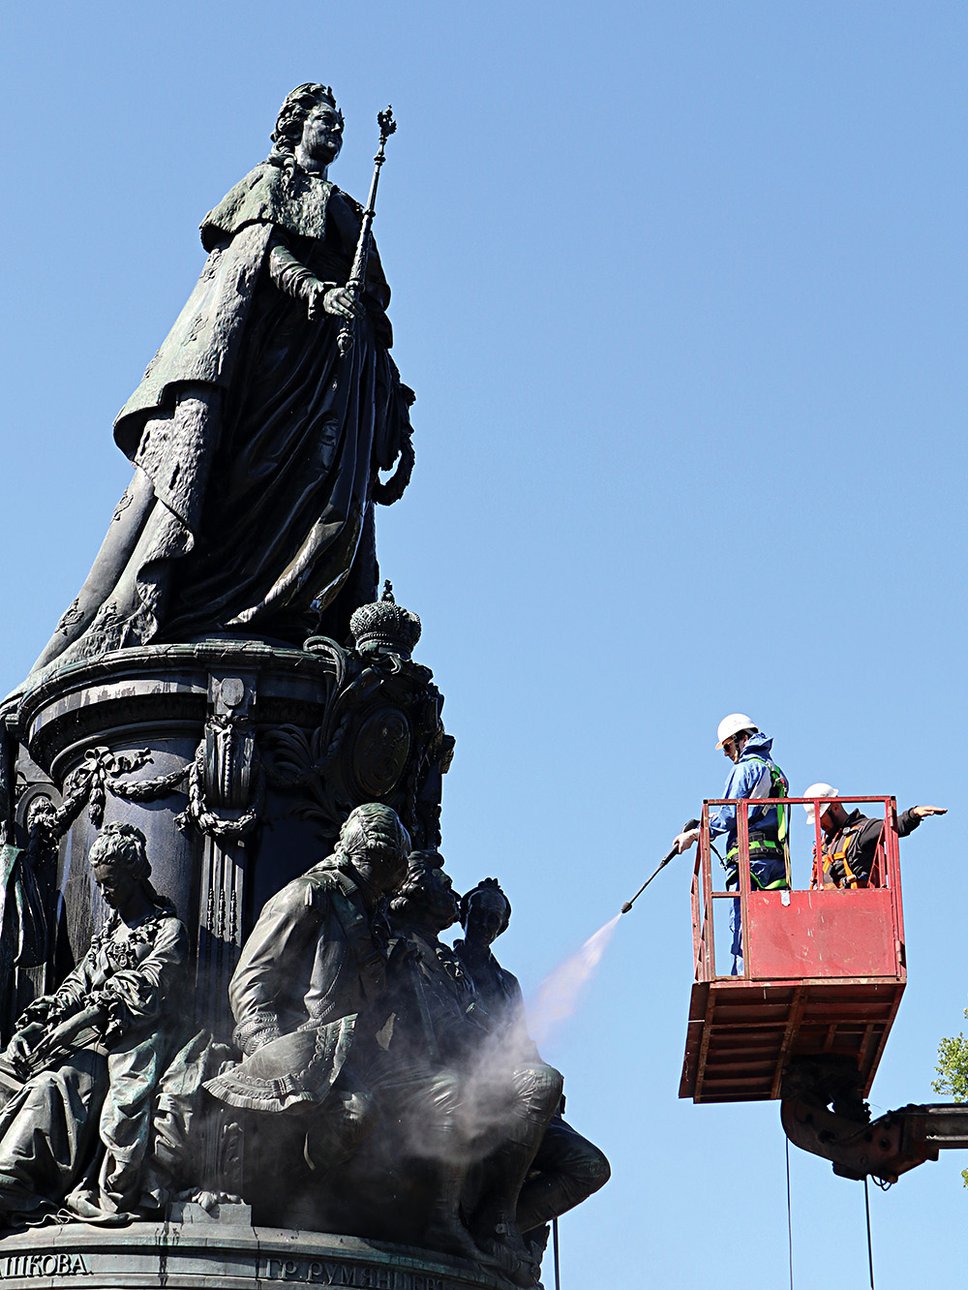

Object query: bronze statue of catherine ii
[29,83,415,683]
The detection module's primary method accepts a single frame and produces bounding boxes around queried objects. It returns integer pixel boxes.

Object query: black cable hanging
[864,1177,876,1289]
[552,1216,561,1290]
[785,1138,795,1290]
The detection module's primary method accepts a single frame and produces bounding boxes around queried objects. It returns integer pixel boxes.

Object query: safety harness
[821,820,869,889]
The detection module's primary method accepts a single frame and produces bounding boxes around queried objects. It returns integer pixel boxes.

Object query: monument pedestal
[14,640,337,1037]
[12,632,449,1038]
[0,1222,507,1290]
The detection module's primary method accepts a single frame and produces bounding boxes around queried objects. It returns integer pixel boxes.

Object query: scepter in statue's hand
[337,106,398,356]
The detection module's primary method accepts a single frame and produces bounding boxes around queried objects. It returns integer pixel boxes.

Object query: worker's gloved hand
[673,828,700,854]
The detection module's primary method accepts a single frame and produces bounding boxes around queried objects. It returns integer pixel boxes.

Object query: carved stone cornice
[17,640,338,782]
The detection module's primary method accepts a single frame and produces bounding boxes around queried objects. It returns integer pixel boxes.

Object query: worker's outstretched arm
[898,804,947,837]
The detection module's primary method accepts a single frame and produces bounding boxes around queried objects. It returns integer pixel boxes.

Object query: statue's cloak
[114,163,394,554]
[28,162,412,678]
[115,164,365,463]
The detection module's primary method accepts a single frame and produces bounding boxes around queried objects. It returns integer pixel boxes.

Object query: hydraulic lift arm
[781,1059,968,1182]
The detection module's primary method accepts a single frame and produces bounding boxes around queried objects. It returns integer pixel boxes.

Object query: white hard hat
[802,782,839,828]
[715,713,757,749]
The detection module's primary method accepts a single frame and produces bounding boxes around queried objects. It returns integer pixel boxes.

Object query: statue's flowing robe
[0,909,188,1219]
[29,162,412,679]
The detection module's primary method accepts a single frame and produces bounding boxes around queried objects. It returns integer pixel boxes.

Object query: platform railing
[690,796,902,982]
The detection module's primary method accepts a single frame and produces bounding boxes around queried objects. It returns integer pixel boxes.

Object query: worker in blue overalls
[672,713,790,972]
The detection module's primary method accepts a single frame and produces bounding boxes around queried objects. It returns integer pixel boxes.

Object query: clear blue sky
[2,4,966,1286]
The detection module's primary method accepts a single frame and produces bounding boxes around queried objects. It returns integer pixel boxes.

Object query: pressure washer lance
[620,819,700,914]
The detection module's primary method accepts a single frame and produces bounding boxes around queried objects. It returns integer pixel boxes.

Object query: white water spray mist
[526,914,621,1047]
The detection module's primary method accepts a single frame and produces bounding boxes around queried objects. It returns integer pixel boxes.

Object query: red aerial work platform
[679,796,906,1105]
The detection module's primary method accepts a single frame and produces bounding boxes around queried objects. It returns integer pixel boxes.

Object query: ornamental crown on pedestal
[350,581,422,659]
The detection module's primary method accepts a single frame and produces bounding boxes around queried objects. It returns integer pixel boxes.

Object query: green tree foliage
[934,1008,968,1187]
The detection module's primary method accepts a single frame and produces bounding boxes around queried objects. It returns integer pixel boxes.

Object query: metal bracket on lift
[781,1057,968,1182]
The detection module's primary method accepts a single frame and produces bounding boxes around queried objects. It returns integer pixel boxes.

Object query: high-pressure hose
[620,819,699,914]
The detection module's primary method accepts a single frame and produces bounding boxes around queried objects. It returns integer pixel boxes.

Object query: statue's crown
[350,582,421,659]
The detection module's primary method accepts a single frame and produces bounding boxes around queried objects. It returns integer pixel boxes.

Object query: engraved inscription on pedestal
[0,1252,91,1280]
